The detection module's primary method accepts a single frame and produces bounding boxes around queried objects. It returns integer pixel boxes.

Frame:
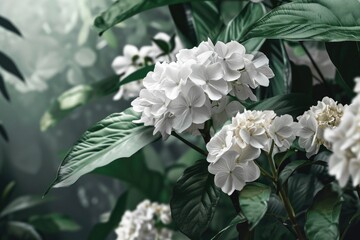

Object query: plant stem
[230,192,251,240]
[171,132,207,156]
[267,141,306,240]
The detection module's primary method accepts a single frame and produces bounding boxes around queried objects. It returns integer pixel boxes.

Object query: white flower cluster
[115,200,172,240]
[112,32,182,100]
[296,97,345,158]
[206,110,296,195]
[132,39,274,139]
[325,78,360,187]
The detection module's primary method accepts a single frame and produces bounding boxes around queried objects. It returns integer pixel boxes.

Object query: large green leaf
[217,1,266,53]
[0,73,10,101]
[259,40,291,98]
[239,183,271,230]
[3,221,41,240]
[326,41,360,96]
[170,160,220,239]
[40,75,118,131]
[253,214,295,240]
[88,192,128,240]
[243,0,360,42]
[29,213,80,233]
[305,185,342,240]
[48,108,159,189]
[287,173,315,213]
[250,93,313,118]
[191,1,222,42]
[0,16,22,37]
[0,51,24,81]
[41,65,154,131]
[0,196,48,218]
[211,215,246,240]
[94,0,209,35]
[94,150,164,200]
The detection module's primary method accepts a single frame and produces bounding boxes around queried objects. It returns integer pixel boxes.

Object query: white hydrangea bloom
[325,77,360,187]
[207,110,296,194]
[112,32,183,100]
[115,200,173,240]
[296,97,345,158]
[132,39,273,139]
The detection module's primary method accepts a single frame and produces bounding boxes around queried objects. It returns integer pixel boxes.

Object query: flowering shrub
[44,1,360,240]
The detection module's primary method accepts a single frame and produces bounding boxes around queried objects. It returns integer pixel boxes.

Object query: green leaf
[170,160,220,239]
[305,185,342,240]
[0,73,10,101]
[279,160,327,186]
[243,0,360,42]
[169,4,198,47]
[29,213,80,233]
[0,122,9,142]
[0,196,47,218]
[217,2,266,53]
[40,75,119,131]
[0,51,24,81]
[152,38,170,53]
[259,40,291,98]
[239,183,271,230]
[48,108,159,190]
[0,181,15,211]
[274,148,297,168]
[118,64,154,86]
[287,173,315,213]
[249,93,313,118]
[254,214,295,240]
[211,215,246,240]
[94,150,164,200]
[94,0,209,35]
[3,221,41,240]
[102,29,118,49]
[88,192,128,240]
[191,1,222,42]
[326,41,360,95]
[0,16,22,37]
[290,62,313,96]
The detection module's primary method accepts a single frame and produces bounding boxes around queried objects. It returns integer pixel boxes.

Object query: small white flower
[206,125,234,163]
[211,97,244,130]
[161,62,192,100]
[269,114,296,150]
[168,85,211,133]
[208,150,260,195]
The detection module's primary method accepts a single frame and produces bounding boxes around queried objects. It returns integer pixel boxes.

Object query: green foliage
[88,192,128,240]
[29,213,80,233]
[170,160,220,239]
[211,215,246,240]
[0,16,22,37]
[250,93,313,118]
[0,74,10,101]
[94,0,209,35]
[243,0,360,42]
[287,174,316,214]
[94,151,164,200]
[0,51,24,81]
[305,185,342,240]
[2,221,41,240]
[239,183,271,230]
[217,1,266,53]
[0,122,9,142]
[0,196,48,218]
[47,108,159,190]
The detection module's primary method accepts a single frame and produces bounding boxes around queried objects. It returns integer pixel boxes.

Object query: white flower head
[208,150,260,195]
[269,114,296,151]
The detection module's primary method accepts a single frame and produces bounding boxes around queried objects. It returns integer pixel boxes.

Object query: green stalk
[171,132,207,156]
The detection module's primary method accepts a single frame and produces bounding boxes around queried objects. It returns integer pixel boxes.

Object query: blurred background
[0,0,178,239]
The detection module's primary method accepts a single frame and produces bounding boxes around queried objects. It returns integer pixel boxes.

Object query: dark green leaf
[290,62,313,96]
[249,93,312,118]
[29,213,80,233]
[217,2,266,53]
[259,40,291,98]
[40,75,118,131]
[118,64,154,86]
[47,108,159,190]
[3,221,41,240]
[94,150,163,200]
[0,73,10,101]
[94,0,209,35]
[305,185,342,240]
[254,214,295,240]
[0,196,47,218]
[191,1,222,42]
[326,41,360,95]
[0,16,22,37]
[0,122,9,142]
[274,148,297,168]
[170,160,220,239]
[0,181,15,211]
[279,160,327,186]
[287,174,315,213]
[239,183,271,230]
[243,0,360,42]
[152,38,170,53]
[88,192,128,240]
[211,215,246,240]
[169,4,198,47]
[0,51,24,81]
